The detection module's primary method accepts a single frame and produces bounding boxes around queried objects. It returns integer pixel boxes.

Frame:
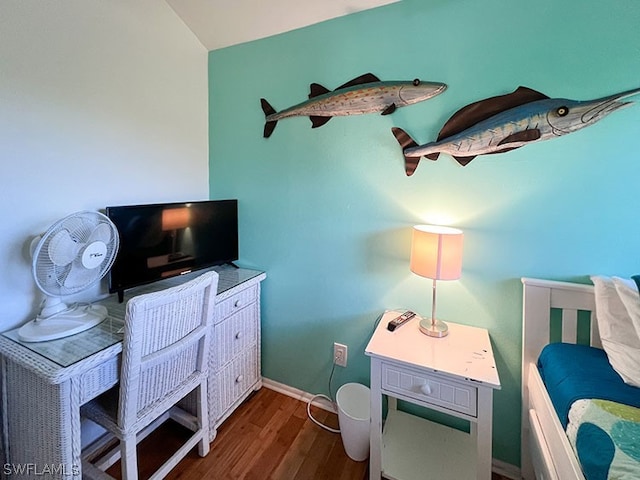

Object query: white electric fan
[18,211,119,342]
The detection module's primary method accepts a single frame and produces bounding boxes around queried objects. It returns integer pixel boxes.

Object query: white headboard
[521,277,600,374]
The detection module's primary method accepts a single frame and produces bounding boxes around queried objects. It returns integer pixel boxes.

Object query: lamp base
[418,317,449,338]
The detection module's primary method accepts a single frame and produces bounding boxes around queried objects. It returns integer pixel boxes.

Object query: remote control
[387,310,416,331]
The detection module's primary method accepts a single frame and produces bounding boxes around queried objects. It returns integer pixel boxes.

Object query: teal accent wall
[209,0,640,467]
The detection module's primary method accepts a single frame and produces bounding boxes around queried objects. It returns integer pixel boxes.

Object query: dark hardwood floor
[107,387,513,479]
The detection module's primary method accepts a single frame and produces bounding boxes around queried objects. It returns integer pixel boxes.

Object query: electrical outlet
[333,342,348,367]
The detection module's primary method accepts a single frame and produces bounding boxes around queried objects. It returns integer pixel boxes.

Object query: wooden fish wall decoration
[392,86,640,176]
[261,73,447,138]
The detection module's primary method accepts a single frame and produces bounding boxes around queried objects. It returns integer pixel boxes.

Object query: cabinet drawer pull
[234,300,242,308]
[420,383,432,395]
[235,331,243,339]
[235,375,244,383]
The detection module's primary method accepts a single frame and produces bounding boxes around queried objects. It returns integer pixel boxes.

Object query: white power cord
[307,313,386,434]
[306,362,340,433]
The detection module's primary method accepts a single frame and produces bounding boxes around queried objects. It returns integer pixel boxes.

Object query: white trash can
[336,382,370,461]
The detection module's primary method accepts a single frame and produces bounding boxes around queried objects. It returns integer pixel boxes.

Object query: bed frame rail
[521,277,598,480]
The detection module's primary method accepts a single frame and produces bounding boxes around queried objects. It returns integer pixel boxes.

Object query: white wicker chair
[81,270,219,480]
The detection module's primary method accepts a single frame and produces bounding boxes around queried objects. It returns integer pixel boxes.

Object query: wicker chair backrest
[118,270,218,429]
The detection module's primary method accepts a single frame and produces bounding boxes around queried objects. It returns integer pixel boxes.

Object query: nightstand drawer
[381,362,477,417]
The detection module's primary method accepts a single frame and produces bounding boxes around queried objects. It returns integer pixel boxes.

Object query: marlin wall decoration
[392,86,640,176]
[261,73,447,138]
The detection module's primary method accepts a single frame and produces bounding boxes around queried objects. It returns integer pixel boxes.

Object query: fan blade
[88,222,113,244]
[63,257,100,290]
[35,262,67,292]
[47,229,80,267]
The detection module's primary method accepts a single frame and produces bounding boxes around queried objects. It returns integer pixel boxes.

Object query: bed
[521,277,640,480]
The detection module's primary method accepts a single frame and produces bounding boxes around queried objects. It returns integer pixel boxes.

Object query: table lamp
[162,207,190,261]
[409,224,464,338]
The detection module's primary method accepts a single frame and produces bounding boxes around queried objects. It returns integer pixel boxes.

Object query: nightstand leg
[476,387,493,480]
[370,358,382,480]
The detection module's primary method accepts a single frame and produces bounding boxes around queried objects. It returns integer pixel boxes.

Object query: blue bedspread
[538,343,640,480]
[537,343,640,428]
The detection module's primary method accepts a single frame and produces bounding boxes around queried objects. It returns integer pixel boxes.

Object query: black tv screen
[106,200,238,300]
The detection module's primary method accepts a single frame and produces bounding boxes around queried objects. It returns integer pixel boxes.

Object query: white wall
[0,1,209,331]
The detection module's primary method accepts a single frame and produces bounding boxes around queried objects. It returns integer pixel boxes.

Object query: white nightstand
[365,311,501,480]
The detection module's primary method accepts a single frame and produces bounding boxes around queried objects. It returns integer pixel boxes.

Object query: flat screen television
[106,199,238,302]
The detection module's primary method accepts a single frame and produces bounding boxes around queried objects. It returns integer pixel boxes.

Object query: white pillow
[612,276,640,344]
[590,275,640,387]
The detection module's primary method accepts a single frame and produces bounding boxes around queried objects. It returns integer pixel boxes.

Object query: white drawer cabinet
[208,272,265,440]
[366,312,501,480]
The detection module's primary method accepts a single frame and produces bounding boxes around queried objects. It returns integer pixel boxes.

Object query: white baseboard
[262,377,337,413]
[261,377,521,478]
[492,458,521,479]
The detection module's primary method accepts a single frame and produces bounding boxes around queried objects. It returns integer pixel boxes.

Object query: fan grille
[32,211,119,296]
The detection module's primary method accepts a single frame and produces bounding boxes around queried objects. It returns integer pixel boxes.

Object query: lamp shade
[410,225,463,280]
[161,207,190,231]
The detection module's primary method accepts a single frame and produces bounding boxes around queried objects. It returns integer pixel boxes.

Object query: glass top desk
[0,265,265,479]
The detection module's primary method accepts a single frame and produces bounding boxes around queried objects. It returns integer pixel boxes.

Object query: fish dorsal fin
[335,73,381,91]
[309,83,331,98]
[310,116,332,128]
[437,86,549,141]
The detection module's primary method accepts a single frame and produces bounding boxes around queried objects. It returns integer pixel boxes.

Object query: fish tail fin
[391,127,422,176]
[261,98,278,138]
[404,156,422,177]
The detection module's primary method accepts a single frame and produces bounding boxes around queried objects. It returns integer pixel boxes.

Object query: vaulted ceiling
[166,0,400,50]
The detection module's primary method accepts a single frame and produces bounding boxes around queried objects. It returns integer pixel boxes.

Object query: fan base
[18,305,107,342]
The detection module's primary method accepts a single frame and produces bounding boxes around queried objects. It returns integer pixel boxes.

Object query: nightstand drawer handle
[235,375,244,383]
[234,299,242,308]
[420,383,432,396]
[235,331,243,340]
